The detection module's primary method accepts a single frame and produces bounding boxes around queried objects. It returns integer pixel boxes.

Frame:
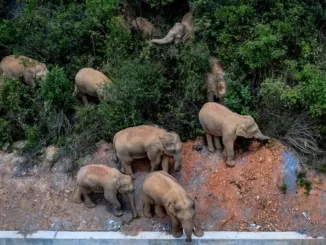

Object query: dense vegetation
[0,0,326,166]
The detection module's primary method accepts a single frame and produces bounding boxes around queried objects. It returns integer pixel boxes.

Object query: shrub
[0,78,35,147]
[40,67,74,112]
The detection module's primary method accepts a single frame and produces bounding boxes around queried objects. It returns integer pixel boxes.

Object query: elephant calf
[199,102,270,167]
[74,68,112,105]
[207,57,227,103]
[73,164,138,219]
[0,55,48,88]
[113,125,183,179]
[143,171,204,242]
[131,17,156,38]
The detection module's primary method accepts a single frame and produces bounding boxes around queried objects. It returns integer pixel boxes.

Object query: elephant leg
[207,90,214,102]
[73,186,83,203]
[80,186,96,208]
[122,161,135,180]
[193,217,204,237]
[206,133,215,152]
[121,164,125,174]
[170,215,183,238]
[143,194,154,218]
[214,136,222,150]
[222,136,236,167]
[82,95,89,105]
[148,153,161,172]
[161,155,169,172]
[155,205,166,218]
[104,189,122,217]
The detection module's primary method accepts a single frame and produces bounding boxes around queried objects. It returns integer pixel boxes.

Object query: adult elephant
[0,55,48,88]
[199,102,270,167]
[74,68,112,105]
[113,125,183,179]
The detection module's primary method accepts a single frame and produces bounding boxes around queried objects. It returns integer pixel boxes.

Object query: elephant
[0,55,48,88]
[74,68,112,105]
[73,164,138,219]
[180,11,194,43]
[113,125,183,179]
[131,17,156,38]
[142,171,204,242]
[207,57,227,103]
[199,102,270,167]
[151,11,194,44]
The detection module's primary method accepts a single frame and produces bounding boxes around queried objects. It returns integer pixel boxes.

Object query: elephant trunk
[127,192,138,219]
[254,130,270,141]
[183,225,193,242]
[151,35,174,44]
[173,152,182,171]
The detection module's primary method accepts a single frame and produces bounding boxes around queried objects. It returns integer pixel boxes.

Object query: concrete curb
[0,231,325,244]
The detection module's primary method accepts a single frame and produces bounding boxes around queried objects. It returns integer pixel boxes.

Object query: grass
[297,172,312,196]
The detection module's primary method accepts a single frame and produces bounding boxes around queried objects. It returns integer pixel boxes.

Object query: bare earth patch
[0,138,325,237]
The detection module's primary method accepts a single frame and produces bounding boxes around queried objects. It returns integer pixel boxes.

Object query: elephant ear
[235,125,248,138]
[116,175,133,194]
[165,201,176,216]
[160,132,179,153]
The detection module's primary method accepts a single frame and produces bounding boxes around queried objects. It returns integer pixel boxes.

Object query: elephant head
[116,174,138,219]
[32,64,48,81]
[165,197,203,242]
[151,22,185,45]
[159,132,183,171]
[236,116,270,141]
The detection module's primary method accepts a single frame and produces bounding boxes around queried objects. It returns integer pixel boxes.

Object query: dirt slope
[0,138,325,237]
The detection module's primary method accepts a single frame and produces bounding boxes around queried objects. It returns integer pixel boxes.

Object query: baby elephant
[113,125,183,179]
[199,102,270,167]
[143,171,204,242]
[73,164,138,219]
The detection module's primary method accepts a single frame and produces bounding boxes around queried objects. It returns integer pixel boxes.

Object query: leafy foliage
[40,67,75,112]
[0,0,326,165]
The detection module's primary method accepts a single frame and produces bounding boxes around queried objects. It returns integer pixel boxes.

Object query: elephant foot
[132,212,139,219]
[143,210,153,218]
[207,146,215,152]
[172,229,183,238]
[193,228,204,237]
[113,208,123,217]
[85,201,96,208]
[226,160,235,167]
[73,195,83,204]
[174,165,181,172]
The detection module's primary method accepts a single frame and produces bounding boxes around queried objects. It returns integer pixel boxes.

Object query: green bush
[0,78,35,147]
[0,0,326,165]
[40,67,74,112]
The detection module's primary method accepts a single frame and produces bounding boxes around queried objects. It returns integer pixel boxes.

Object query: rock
[2,142,10,151]
[76,155,93,167]
[12,156,28,166]
[52,157,74,173]
[12,141,27,150]
[44,145,60,164]
[193,140,204,151]
[95,141,111,164]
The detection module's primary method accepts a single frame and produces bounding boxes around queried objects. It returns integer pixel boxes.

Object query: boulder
[45,145,60,164]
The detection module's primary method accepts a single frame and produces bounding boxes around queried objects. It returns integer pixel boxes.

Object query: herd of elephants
[0,11,272,243]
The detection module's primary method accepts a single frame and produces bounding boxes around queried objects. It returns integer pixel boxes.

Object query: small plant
[297,172,312,196]
[280,184,288,194]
